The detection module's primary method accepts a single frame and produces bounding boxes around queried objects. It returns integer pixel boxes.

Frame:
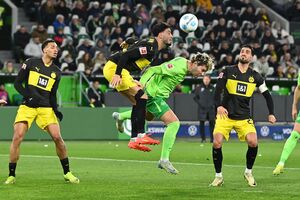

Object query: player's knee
[213,134,223,148]
[12,131,25,143]
[52,134,63,143]
[134,89,147,101]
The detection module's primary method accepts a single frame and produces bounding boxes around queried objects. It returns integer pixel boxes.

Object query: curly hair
[191,52,214,71]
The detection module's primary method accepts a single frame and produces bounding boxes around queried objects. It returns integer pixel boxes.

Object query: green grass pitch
[0,139,300,200]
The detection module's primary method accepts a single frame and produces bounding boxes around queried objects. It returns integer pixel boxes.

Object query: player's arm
[214,69,228,118]
[14,62,29,97]
[50,77,63,121]
[257,76,276,124]
[292,85,300,120]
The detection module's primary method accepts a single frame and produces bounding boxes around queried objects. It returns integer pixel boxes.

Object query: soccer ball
[179,13,198,33]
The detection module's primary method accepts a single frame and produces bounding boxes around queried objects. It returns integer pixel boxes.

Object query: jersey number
[38,76,49,88]
[236,83,247,95]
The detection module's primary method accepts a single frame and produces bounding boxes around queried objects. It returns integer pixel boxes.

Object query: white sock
[245,168,252,174]
[130,137,137,142]
[160,158,169,162]
[278,161,285,166]
[137,133,145,138]
[215,172,222,177]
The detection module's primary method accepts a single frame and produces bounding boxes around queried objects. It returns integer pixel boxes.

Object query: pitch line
[0,154,300,171]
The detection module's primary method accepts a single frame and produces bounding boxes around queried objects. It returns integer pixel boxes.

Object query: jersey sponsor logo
[167,63,173,69]
[260,126,270,137]
[236,82,247,94]
[188,125,198,136]
[218,72,224,79]
[248,76,254,83]
[37,76,49,88]
[139,47,147,55]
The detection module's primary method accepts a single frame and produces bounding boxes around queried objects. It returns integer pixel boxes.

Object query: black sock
[9,162,17,177]
[60,158,70,175]
[209,120,215,143]
[246,146,258,169]
[135,98,147,134]
[131,105,138,138]
[200,121,205,141]
[212,147,223,173]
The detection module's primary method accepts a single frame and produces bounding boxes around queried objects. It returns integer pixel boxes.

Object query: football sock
[60,158,70,175]
[161,121,180,160]
[131,105,138,138]
[119,110,132,120]
[135,98,147,134]
[9,162,17,177]
[246,146,258,170]
[278,130,300,165]
[212,147,222,173]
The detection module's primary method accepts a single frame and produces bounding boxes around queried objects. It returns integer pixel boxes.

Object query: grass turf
[0,139,300,200]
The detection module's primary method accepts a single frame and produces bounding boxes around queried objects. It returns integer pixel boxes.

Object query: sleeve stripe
[258,81,268,93]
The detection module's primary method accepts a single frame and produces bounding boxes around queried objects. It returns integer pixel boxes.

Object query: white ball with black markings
[179,13,198,33]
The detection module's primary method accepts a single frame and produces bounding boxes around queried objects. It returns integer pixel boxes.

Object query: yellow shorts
[213,115,256,141]
[14,105,59,130]
[103,60,137,92]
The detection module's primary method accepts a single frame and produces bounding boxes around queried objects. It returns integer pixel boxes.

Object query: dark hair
[151,22,170,37]
[241,44,254,56]
[41,39,56,52]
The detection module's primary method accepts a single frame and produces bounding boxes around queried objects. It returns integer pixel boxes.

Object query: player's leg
[5,122,28,184]
[209,120,215,143]
[158,109,180,174]
[199,121,205,142]
[238,119,258,187]
[210,116,232,186]
[5,105,36,184]
[46,124,79,184]
[273,122,300,175]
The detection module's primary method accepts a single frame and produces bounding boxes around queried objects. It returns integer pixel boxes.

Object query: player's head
[151,22,173,47]
[42,39,58,59]
[189,52,214,77]
[239,44,254,64]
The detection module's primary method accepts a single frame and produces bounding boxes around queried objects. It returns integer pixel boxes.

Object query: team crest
[21,63,27,69]
[248,76,254,83]
[51,72,56,79]
[139,47,147,55]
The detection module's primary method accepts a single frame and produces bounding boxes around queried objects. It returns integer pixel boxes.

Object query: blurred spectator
[287,0,300,21]
[286,66,297,79]
[215,31,228,45]
[88,80,105,108]
[217,53,234,69]
[110,26,123,40]
[196,4,212,26]
[241,5,257,24]
[253,55,270,77]
[13,26,31,63]
[245,29,259,44]
[87,1,101,17]
[268,55,280,71]
[216,41,231,60]
[213,17,226,35]
[110,37,123,53]
[136,4,151,25]
[87,13,101,37]
[40,0,57,27]
[257,7,271,25]
[31,24,49,43]
[62,52,76,71]
[164,5,180,22]
[103,16,117,31]
[277,43,291,60]
[53,27,65,46]
[70,15,81,35]
[230,30,243,45]
[78,39,93,55]
[111,4,121,21]
[61,38,77,59]
[92,52,107,75]
[193,75,215,143]
[97,26,111,46]
[134,18,147,38]
[273,65,286,78]
[252,41,262,58]
[211,5,224,20]
[119,3,135,19]
[24,36,42,58]
[187,39,202,55]
[72,0,87,22]
[120,16,134,35]
[204,31,218,50]
[196,0,213,12]
[260,29,276,46]
[90,39,110,59]
[2,61,17,74]
[53,14,66,33]
[263,43,278,60]
[174,41,189,57]
[0,59,3,70]
[78,52,94,75]
[0,84,10,105]
[24,0,41,21]
[55,0,71,22]
[280,52,299,69]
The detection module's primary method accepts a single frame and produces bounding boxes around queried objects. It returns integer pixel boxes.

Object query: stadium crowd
[0,0,299,79]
